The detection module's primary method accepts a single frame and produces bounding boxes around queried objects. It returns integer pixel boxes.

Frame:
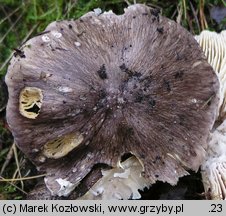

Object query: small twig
[176,5,183,24]
[0,13,23,44]
[171,8,178,19]
[182,0,187,20]
[0,6,21,25]
[199,0,208,30]
[124,0,131,6]
[0,6,20,42]
[12,144,24,189]
[0,144,14,175]
[189,0,201,33]
[0,176,27,195]
[63,0,78,19]
[201,95,215,109]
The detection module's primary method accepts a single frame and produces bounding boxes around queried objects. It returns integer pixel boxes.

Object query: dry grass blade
[0,144,14,175]
[182,0,187,20]
[0,6,21,26]
[177,5,183,24]
[0,174,46,182]
[189,1,201,33]
[124,0,131,6]
[0,176,27,195]
[12,143,24,189]
[199,0,208,30]
[0,13,24,44]
[63,0,78,18]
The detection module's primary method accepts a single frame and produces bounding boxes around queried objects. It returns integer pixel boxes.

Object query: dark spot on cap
[82,108,91,118]
[119,63,127,71]
[155,155,161,160]
[133,71,142,78]
[174,71,184,80]
[13,49,26,58]
[134,91,144,103]
[150,8,160,17]
[68,24,72,29]
[149,98,156,107]
[157,27,164,34]
[132,16,136,19]
[163,79,171,92]
[179,114,186,126]
[117,124,134,140]
[97,64,107,80]
[150,8,160,22]
[140,153,145,159]
[189,150,197,157]
[99,89,107,99]
[119,64,141,78]
[169,137,174,142]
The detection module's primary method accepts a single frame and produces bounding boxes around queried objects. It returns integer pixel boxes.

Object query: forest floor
[0,0,225,200]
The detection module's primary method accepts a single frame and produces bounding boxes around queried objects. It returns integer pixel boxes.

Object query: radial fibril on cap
[5,4,219,198]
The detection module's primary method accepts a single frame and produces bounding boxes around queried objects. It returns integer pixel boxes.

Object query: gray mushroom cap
[6,4,219,197]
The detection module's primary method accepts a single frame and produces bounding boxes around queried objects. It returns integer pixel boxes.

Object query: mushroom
[195,30,226,200]
[6,4,219,199]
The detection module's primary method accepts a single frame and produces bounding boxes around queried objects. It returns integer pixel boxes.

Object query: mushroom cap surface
[6,4,219,197]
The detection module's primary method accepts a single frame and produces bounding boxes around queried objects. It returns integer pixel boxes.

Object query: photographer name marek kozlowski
[19,203,102,213]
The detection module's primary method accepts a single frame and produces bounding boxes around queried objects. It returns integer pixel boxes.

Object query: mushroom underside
[196,30,226,200]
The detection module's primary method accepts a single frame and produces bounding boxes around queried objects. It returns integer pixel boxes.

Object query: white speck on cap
[51,31,62,39]
[42,35,50,42]
[55,178,77,197]
[58,86,73,93]
[74,41,81,47]
[191,98,197,103]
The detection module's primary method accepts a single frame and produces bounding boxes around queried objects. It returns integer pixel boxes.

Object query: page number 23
[209,204,222,212]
